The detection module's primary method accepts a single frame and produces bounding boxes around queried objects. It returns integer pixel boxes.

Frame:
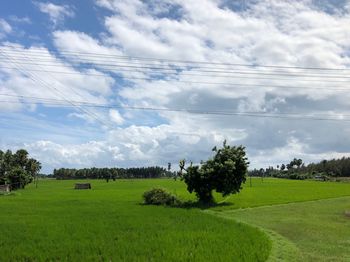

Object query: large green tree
[179,141,249,203]
[0,149,41,190]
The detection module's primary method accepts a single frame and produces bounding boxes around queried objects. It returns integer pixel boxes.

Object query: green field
[1,178,350,261]
[214,196,350,261]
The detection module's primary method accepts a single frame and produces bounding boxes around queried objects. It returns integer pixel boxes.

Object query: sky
[0,0,350,173]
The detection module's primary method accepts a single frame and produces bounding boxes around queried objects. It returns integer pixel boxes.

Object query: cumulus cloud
[35,2,74,26]
[0,43,115,127]
[14,122,246,172]
[109,109,124,125]
[9,16,32,24]
[2,0,350,172]
[0,19,12,39]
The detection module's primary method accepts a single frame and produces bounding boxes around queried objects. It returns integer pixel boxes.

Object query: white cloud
[0,19,12,39]
[35,2,74,26]
[9,16,32,24]
[2,0,350,171]
[109,109,124,125]
[251,137,350,169]
[23,140,111,167]
[11,122,246,172]
[0,43,115,127]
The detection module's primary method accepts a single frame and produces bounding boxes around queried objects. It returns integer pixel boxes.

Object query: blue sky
[0,1,106,43]
[1,0,350,173]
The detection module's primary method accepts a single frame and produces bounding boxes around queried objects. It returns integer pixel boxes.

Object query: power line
[1,65,349,91]
[2,45,350,71]
[1,47,350,123]
[2,57,350,82]
[3,52,350,78]
[0,50,113,128]
[2,51,120,129]
[1,94,349,122]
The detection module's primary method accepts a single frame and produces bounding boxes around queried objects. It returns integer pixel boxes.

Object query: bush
[272,172,312,180]
[288,173,306,180]
[143,188,180,206]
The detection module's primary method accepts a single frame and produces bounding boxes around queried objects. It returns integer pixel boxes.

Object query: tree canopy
[249,156,350,180]
[0,149,41,190]
[180,141,249,203]
[53,166,171,180]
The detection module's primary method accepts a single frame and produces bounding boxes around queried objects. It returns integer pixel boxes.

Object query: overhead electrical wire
[2,61,350,82]
[0,65,349,92]
[2,54,350,82]
[2,44,350,71]
[1,46,350,123]
[1,50,350,85]
[0,94,348,122]
[0,50,114,128]
[2,52,350,78]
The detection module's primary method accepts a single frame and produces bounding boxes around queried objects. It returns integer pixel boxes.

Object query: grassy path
[210,196,350,261]
[206,209,303,261]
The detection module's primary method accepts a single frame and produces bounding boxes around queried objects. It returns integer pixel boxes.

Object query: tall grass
[220,196,350,261]
[0,179,269,261]
[2,178,350,261]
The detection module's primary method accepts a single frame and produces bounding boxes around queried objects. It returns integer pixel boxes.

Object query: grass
[1,178,350,261]
[208,211,303,262]
[0,179,270,262]
[210,178,350,210]
[216,196,350,261]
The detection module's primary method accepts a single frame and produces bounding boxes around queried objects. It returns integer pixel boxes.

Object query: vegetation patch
[0,149,41,190]
[1,178,350,261]
[207,210,302,262]
[250,156,350,181]
[179,141,248,203]
[0,179,271,261]
[143,187,180,206]
[221,196,350,261]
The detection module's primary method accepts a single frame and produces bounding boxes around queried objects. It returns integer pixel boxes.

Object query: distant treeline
[53,166,172,180]
[249,157,350,180]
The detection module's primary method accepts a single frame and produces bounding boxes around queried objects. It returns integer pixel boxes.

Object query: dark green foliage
[307,157,350,177]
[0,149,41,190]
[180,141,249,203]
[282,173,307,180]
[286,158,303,170]
[250,156,350,179]
[143,188,180,206]
[53,166,169,180]
[7,167,32,188]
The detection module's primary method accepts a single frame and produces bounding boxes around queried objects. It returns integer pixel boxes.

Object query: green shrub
[143,188,180,206]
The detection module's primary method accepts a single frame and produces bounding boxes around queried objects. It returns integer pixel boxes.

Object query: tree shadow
[174,200,234,210]
[139,200,234,210]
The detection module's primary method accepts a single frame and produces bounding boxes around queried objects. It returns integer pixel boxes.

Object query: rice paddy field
[1,178,350,261]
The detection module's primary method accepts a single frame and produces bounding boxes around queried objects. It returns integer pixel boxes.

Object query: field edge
[205,210,303,262]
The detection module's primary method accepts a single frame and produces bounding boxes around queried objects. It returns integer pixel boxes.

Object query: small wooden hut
[74,183,91,189]
[0,184,11,192]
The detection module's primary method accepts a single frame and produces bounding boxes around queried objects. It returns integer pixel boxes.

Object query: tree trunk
[198,190,214,204]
